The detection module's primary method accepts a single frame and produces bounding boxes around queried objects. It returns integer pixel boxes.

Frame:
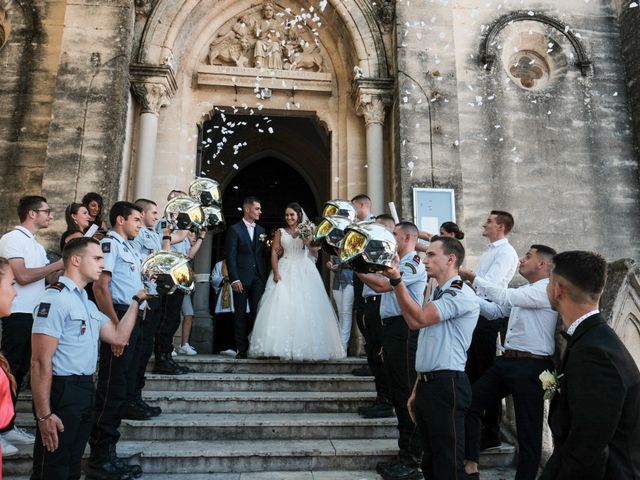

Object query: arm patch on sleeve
[37,303,51,318]
[404,262,417,274]
[102,242,111,253]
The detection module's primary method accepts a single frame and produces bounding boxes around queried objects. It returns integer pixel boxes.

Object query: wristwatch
[132,295,143,304]
[389,276,403,287]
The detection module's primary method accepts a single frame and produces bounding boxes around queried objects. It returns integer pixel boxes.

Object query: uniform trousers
[414,371,471,480]
[31,375,95,480]
[465,356,554,480]
[231,276,265,355]
[352,275,366,338]
[465,315,503,442]
[89,307,142,455]
[0,312,33,432]
[155,291,185,356]
[131,297,162,400]
[380,315,421,463]
[364,296,390,404]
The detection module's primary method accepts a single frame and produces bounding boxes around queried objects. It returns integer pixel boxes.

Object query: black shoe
[236,352,247,359]
[381,462,422,480]
[137,398,161,417]
[351,365,372,376]
[123,400,154,420]
[480,436,501,451]
[108,445,143,479]
[153,353,188,375]
[376,457,401,475]
[86,459,132,480]
[466,472,480,479]
[359,402,394,418]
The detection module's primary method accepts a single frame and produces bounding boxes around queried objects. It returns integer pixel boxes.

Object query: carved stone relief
[135,0,156,18]
[131,82,171,115]
[0,7,10,50]
[207,2,326,73]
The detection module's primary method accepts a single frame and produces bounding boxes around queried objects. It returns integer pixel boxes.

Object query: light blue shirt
[362,282,378,299]
[154,218,190,256]
[100,231,145,307]
[415,275,479,372]
[131,227,163,295]
[32,276,109,376]
[380,251,427,319]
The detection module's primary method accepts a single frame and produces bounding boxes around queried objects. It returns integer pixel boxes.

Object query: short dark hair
[433,237,466,268]
[17,196,47,222]
[350,194,371,204]
[491,210,514,234]
[284,202,303,225]
[551,250,607,304]
[440,221,464,240]
[243,196,260,208]
[62,237,100,266]
[396,221,419,237]
[375,214,395,232]
[109,201,143,227]
[375,213,394,223]
[531,244,557,261]
[134,198,157,211]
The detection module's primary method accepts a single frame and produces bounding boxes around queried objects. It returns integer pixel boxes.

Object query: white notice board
[412,188,456,235]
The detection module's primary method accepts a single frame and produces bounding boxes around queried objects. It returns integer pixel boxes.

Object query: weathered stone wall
[0,0,66,236]
[39,1,135,249]
[396,1,640,265]
[613,0,640,157]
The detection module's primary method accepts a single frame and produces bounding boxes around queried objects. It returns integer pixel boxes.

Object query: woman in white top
[248,203,345,361]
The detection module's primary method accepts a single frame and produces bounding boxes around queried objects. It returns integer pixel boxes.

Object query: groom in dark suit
[225,196,266,359]
[541,250,640,480]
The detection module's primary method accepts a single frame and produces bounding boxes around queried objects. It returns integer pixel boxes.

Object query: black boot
[86,448,131,480]
[108,444,143,479]
[136,396,162,417]
[153,352,187,375]
[122,399,154,420]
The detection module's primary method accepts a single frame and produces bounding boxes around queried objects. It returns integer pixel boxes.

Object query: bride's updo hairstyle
[284,202,304,225]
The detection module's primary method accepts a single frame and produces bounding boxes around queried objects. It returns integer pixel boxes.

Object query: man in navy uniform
[359,222,427,480]
[88,201,146,479]
[384,236,479,479]
[30,237,149,480]
[225,196,266,359]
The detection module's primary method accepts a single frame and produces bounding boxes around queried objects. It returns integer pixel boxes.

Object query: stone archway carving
[0,7,10,50]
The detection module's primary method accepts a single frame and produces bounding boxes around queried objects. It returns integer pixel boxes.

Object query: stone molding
[130,63,177,115]
[352,77,394,127]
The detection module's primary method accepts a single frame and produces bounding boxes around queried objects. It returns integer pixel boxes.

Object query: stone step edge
[152,355,368,365]
[143,373,374,381]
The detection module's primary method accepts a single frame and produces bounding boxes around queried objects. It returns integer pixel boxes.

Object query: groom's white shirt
[243,218,256,241]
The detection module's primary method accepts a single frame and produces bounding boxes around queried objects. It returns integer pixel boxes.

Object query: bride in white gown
[248,203,346,360]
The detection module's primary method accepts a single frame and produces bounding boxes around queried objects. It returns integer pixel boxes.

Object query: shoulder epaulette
[413,254,421,264]
[404,262,417,274]
[450,280,464,290]
[47,282,65,292]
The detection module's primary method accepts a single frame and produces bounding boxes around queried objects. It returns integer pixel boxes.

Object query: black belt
[502,349,551,360]
[381,315,403,326]
[53,375,93,382]
[364,295,380,304]
[114,304,144,318]
[417,370,464,382]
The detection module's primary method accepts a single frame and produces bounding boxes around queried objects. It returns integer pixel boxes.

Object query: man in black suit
[541,250,640,480]
[225,196,266,359]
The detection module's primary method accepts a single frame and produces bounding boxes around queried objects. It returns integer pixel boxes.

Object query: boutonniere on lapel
[539,370,564,400]
[258,233,267,243]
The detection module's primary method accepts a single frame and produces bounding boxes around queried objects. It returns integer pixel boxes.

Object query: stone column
[130,82,170,199]
[359,96,386,214]
[130,63,177,199]
[353,78,394,215]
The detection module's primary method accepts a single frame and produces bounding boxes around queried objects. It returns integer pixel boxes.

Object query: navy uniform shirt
[415,275,479,373]
[100,231,145,308]
[32,276,109,376]
[380,251,427,319]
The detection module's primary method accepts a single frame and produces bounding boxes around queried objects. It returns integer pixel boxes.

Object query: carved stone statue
[206,2,328,73]
[253,2,284,69]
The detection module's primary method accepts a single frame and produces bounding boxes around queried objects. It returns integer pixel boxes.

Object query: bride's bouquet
[296,220,316,239]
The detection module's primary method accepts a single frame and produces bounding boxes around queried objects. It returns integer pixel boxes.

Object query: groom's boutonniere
[259,233,267,242]
[539,370,563,400]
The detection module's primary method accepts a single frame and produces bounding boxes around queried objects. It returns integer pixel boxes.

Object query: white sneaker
[2,427,35,445]
[220,349,237,357]
[178,343,197,356]
[1,436,18,456]
[171,349,177,357]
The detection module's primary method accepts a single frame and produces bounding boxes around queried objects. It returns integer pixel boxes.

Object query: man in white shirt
[465,210,519,449]
[462,245,558,480]
[0,195,63,450]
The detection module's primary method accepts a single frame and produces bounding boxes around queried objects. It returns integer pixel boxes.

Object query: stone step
[158,355,367,374]
[15,412,399,441]
[141,373,376,392]
[12,467,517,480]
[17,390,379,414]
[4,439,516,476]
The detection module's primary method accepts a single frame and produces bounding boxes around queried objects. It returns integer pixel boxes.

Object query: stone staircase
[6,355,516,479]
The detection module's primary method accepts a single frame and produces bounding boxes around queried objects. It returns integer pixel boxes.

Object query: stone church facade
[2,1,640,280]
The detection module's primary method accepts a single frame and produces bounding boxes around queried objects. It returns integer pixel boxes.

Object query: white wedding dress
[248,228,346,361]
